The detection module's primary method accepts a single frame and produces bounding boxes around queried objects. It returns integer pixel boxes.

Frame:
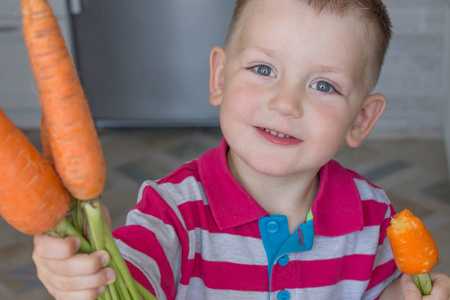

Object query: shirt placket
[259,212,314,300]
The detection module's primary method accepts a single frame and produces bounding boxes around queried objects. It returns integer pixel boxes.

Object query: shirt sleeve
[112,180,188,300]
[362,202,402,300]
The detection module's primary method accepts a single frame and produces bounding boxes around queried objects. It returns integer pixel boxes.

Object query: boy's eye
[253,65,275,77]
[312,81,335,93]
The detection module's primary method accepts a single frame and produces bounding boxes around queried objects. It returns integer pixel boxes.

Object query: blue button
[278,255,289,266]
[266,221,279,233]
[278,290,290,300]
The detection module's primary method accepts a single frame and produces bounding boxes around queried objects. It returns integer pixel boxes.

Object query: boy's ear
[345,93,387,148]
[209,46,226,106]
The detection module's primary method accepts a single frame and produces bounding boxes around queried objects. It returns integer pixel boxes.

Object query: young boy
[32,0,450,299]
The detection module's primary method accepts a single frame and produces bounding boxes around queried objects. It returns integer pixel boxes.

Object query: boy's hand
[32,234,116,300]
[400,272,450,300]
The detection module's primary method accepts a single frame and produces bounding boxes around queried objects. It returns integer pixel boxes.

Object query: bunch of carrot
[387,208,439,296]
[0,1,156,299]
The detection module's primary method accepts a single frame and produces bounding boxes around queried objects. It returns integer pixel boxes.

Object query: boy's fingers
[43,267,115,293]
[46,250,110,276]
[427,271,450,299]
[55,268,116,292]
[33,234,80,259]
[51,287,105,300]
[401,274,422,300]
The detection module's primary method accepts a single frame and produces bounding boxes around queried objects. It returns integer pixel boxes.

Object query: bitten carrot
[21,0,106,201]
[387,208,439,295]
[0,108,70,235]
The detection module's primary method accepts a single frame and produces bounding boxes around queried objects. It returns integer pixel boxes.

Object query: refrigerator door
[71,1,235,127]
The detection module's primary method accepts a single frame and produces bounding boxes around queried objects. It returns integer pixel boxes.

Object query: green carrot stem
[103,216,142,300]
[64,217,91,253]
[110,259,133,300]
[46,217,92,253]
[81,197,105,250]
[134,279,158,300]
[97,286,113,300]
[107,282,120,300]
[413,273,432,296]
[73,195,85,233]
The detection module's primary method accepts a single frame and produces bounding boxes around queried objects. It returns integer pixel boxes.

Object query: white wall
[372,0,448,138]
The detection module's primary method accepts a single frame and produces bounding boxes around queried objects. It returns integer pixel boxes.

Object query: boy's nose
[267,86,303,118]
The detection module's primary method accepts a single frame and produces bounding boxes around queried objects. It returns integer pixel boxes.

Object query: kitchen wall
[372,0,449,138]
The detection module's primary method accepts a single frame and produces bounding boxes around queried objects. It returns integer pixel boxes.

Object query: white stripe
[115,239,167,300]
[135,177,210,260]
[354,178,390,204]
[298,226,380,261]
[373,235,395,268]
[190,228,267,265]
[125,209,182,277]
[176,277,267,300]
[158,176,209,206]
[138,181,188,231]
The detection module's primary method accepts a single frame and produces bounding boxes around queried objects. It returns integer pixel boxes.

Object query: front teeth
[262,128,291,139]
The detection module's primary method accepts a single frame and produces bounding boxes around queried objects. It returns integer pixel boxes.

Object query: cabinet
[0,0,74,128]
[71,1,234,127]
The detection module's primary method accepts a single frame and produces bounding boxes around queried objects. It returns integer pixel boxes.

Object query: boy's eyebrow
[240,46,276,58]
[312,64,353,82]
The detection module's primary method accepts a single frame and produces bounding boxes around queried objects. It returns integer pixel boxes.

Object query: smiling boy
[32,0,450,299]
[208,0,388,235]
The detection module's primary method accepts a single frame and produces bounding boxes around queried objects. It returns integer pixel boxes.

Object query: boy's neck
[227,151,319,234]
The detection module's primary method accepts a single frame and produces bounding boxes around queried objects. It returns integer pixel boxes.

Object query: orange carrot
[20,3,154,299]
[387,209,438,295]
[0,108,70,235]
[21,0,106,201]
[387,209,438,274]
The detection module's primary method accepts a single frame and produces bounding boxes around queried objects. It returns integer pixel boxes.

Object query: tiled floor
[1,127,449,300]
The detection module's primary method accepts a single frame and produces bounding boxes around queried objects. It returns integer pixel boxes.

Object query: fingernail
[74,237,81,250]
[97,286,105,296]
[100,251,110,266]
[106,269,116,284]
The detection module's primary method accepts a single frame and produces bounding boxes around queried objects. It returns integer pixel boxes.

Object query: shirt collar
[198,138,364,236]
[198,139,268,230]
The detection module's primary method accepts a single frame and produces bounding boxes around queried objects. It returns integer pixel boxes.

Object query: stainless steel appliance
[70,1,235,127]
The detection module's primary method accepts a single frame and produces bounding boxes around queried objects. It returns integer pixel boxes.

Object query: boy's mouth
[259,127,291,139]
[257,127,301,146]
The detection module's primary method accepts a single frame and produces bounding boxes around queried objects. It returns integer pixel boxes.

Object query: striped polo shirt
[113,139,401,300]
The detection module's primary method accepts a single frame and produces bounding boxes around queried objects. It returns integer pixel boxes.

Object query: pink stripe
[362,200,390,227]
[378,217,391,245]
[179,200,262,238]
[135,187,192,272]
[126,261,158,297]
[157,162,201,184]
[114,225,177,299]
[272,254,375,290]
[187,253,269,291]
[366,259,398,290]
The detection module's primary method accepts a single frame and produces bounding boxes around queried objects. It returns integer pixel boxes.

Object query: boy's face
[209,0,385,179]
